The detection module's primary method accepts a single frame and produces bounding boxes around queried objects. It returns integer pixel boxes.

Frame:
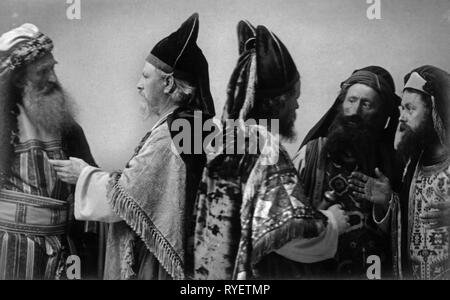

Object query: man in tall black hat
[50,13,215,280]
[0,23,100,280]
[384,66,450,279]
[293,66,403,278]
[193,21,348,280]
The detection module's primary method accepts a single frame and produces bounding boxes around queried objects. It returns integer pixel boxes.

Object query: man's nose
[136,80,143,92]
[399,110,407,122]
[347,101,361,116]
[48,70,57,84]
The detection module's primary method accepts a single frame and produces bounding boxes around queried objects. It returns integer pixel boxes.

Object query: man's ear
[163,75,175,94]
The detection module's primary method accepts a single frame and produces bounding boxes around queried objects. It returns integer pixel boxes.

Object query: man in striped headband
[381,66,450,279]
[193,21,348,280]
[0,24,100,279]
[50,13,215,280]
[293,66,403,278]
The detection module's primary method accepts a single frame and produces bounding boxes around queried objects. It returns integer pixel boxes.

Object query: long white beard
[139,99,151,120]
[22,82,75,135]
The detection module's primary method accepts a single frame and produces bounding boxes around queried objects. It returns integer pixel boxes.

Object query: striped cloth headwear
[0,23,53,73]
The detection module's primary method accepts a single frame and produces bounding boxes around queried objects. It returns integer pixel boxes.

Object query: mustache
[398,122,412,133]
[329,114,371,133]
[37,81,63,95]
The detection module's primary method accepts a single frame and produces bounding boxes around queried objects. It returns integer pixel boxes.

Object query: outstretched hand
[48,157,89,185]
[349,168,392,206]
[420,202,450,229]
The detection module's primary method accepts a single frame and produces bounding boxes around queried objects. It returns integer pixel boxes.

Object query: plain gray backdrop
[1,0,449,170]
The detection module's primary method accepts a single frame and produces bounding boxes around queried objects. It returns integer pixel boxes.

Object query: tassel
[239,54,257,121]
[120,232,136,280]
[106,176,185,280]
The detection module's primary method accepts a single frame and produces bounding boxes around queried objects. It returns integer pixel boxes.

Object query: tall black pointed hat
[222,21,300,121]
[255,25,300,98]
[146,13,215,117]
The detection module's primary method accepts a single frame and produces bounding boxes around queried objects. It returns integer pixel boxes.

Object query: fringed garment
[80,109,207,280]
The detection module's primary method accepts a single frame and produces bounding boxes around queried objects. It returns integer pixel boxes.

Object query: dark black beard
[396,116,435,160]
[323,114,378,174]
[22,80,76,135]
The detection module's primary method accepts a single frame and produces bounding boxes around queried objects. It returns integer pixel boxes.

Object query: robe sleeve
[274,209,339,263]
[277,145,339,262]
[75,165,122,223]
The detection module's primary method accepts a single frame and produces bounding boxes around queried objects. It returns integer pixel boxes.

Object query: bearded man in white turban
[0,24,99,280]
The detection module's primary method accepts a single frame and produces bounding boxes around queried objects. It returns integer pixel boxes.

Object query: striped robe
[0,140,71,280]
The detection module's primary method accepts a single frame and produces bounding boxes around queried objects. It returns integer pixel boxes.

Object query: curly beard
[395,115,435,160]
[323,113,378,174]
[22,80,76,136]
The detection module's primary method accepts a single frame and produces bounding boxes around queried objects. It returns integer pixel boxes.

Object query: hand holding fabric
[49,157,90,185]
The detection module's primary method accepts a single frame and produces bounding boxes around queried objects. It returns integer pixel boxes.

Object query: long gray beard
[22,82,76,136]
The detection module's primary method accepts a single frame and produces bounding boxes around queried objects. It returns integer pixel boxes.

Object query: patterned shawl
[233,126,327,279]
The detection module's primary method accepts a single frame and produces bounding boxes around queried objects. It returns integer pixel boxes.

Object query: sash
[0,189,68,236]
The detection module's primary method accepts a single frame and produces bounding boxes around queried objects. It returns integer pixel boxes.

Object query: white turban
[0,23,53,72]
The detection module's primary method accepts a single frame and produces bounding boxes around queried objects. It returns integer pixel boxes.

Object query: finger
[350,172,368,183]
[349,184,365,193]
[420,211,442,220]
[348,179,365,189]
[48,159,71,167]
[424,221,443,230]
[55,168,72,175]
[59,174,74,182]
[428,202,450,210]
[374,168,388,180]
[69,157,84,164]
[352,191,366,200]
[53,165,69,171]
[55,171,71,178]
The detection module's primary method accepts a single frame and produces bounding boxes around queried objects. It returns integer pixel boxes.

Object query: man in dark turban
[293,66,403,278]
[0,24,99,279]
